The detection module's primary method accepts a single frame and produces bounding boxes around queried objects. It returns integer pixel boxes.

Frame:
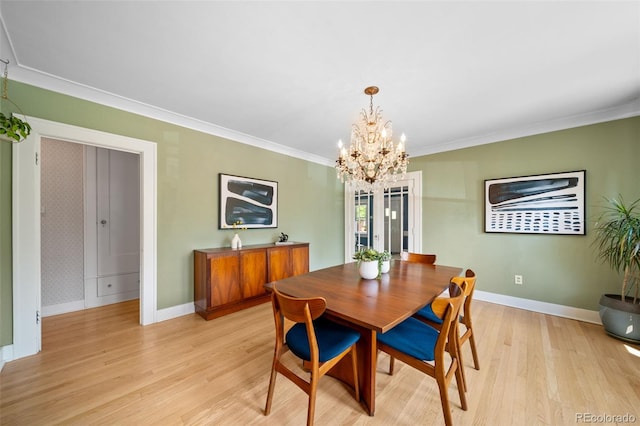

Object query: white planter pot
[380,260,390,274]
[359,260,379,280]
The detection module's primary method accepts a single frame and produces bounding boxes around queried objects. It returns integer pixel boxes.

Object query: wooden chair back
[404,252,436,264]
[265,286,360,426]
[378,277,466,426]
[450,269,479,371]
[429,280,464,360]
[273,287,326,324]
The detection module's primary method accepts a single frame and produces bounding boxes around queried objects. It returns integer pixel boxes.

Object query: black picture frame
[219,173,278,229]
[484,170,586,235]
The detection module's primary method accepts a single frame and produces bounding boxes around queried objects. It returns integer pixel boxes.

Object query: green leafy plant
[379,250,392,261]
[592,195,640,304]
[353,248,391,278]
[0,112,31,142]
[352,248,381,263]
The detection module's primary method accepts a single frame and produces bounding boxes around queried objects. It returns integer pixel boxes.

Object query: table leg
[358,328,377,416]
[322,322,377,416]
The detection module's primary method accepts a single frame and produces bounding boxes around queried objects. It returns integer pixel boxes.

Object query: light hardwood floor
[1,299,639,425]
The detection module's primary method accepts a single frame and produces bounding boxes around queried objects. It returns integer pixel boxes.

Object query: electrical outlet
[514,275,523,285]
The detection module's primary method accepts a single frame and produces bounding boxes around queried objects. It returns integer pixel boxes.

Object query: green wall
[1,78,638,349]
[410,116,640,310]
[0,80,345,346]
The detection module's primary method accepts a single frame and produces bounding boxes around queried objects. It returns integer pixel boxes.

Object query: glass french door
[345,171,422,262]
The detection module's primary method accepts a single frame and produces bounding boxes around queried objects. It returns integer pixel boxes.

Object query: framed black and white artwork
[484,170,586,235]
[219,174,278,229]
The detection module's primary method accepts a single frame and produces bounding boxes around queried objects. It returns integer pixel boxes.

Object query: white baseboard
[85,291,139,310]
[40,298,193,323]
[42,292,142,318]
[151,294,601,326]
[156,302,195,323]
[41,300,86,317]
[3,295,598,370]
[1,344,14,370]
[474,290,602,325]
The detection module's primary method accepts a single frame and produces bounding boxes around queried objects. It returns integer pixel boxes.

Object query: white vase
[380,260,390,274]
[359,260,379,280]
[231,233,241,249]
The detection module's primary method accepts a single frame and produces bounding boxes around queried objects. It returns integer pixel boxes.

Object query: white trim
[156,302,195,323]
[7,64,639,165]
[12,116,157,360]
[474,290,601,325]
[7,66,332,167]
[12,129,41,359]
[144,291,602,327]
[411,101,640,156]
[41,300,86,318]
[0,344,13,371]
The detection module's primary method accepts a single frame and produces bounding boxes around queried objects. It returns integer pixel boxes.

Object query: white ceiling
[1,1,639,166]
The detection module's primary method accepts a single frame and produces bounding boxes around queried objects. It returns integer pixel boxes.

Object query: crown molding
[8,64,334,167]
[412,99,640,157]
[7,64,639,166]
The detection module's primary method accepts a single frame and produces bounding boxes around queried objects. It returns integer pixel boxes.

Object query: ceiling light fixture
[335,86,408,191]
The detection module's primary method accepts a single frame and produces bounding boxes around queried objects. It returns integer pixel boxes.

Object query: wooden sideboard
[194,242,309,320]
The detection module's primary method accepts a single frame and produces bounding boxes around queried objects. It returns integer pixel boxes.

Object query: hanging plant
[0,112,31,142]
[0,59,31,143]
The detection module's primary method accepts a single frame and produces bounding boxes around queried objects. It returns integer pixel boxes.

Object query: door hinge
[35,152,39,165]
[36,310,40,324]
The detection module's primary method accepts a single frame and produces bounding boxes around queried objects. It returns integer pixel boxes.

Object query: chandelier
[335,86,408,191]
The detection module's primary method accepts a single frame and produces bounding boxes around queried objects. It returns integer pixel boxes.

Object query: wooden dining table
[266,260,462,416]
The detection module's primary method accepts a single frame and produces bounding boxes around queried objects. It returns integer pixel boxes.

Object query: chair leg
[455,337,467,393]
[469,331,480,370]
[454,358,468,411]
[435,374,454,426]
[389,356,395,375]
[307,372,318,426]
[264,362,278,415]
[350,345,360,402]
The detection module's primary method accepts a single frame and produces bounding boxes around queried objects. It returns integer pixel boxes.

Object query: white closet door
[97,148,140,277]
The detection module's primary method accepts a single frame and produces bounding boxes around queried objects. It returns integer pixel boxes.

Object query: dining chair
[403,252,437,264]
[411,269,479,392]
[377,280,467,426]
[388,251,437,373]
[264,286,361,426]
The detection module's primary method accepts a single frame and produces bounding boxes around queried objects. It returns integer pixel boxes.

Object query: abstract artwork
[219,174,278,229]
[484,170,586,235]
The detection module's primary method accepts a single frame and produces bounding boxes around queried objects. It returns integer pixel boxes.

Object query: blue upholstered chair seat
[287,317,360,363]
[416,304,443,325]
[377,317,439,361]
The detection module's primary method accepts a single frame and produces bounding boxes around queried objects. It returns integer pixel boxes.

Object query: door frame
[343,171,422,262]
[12,116,157,359]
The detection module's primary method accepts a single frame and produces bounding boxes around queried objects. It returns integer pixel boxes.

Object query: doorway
[344,171,422,262]
[12,116,157,360]
[40,140,141,317]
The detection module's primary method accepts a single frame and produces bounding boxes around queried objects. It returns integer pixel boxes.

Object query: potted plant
[379,250,392,274]
[353,248,389,279]
[592,195,640,343]
[0,112,31,142]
